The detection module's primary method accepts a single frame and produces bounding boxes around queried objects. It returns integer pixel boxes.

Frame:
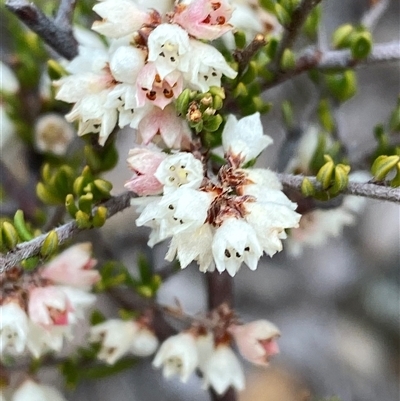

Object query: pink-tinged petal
[136,63,183,110]
[173,0,234,40]
[28,287,72,327]
[41,243,99,289]
[137,104,191,149]
[229,320,280,366]
[124,146,166,196]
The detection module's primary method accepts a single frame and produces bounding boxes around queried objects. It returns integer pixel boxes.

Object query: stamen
[225,249,231,258]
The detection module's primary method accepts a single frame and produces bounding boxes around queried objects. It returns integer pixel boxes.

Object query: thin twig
[270,0,323,73]
[55,0,77,28]
[277,173,400,203]
[233,34,266,75]
[262,42,400,91]
[361,0,390,32]
[5,0,78,60]
[0,191,135,273]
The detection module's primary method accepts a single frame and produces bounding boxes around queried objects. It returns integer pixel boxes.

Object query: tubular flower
[12,380,67,401]
[153,332,199,383]
[229,320,280,366]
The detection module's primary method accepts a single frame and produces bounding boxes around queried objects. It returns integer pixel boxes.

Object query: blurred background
[1,0,399,400]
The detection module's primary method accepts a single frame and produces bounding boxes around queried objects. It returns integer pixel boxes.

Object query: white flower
[130,326,159,357]
[222,113,273,166]
[195,331,215,371]
[147,24,191,79]
[0,302,29,355]
[152,332,199,383]
[236,168,283,191]
[109,46,146,84]
[202,344,245,395]
[26,323,70,358]
[136,188,213,243]
[92,0,151,38]
[166,223,214,272]
[154,152,204,193]
[212,218,263,276]
[90,319,138,364]
[184,40,237,92]
[58,286,97,323]
[12,380,67,401]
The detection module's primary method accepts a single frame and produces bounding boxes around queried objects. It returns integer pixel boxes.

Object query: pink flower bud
[229,320,280,366]
[125,146,166,196]
[40,243,99,290]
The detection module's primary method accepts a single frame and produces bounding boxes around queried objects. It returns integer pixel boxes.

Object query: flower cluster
[131,113,301,276]
[152,306,280,395]
[0,380,67,401]
[0,244,99,359]
[55,0,237,146]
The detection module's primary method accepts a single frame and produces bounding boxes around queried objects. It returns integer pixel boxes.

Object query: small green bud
[233,82,248,98]
[316,156,335,189]
[78,193,94,215]
[281,100,294,128]
[2,222,19,249]
[241,61,258,84]
[203,114,223,132]
[280,49,296,70]
[13,210,34,242]
[65,194,79,217]
[275,3,291,26]
[325,70,357,102]
[136,285,153,298]
[93,179,113,198]
[54,165,75,195]
[332,24,354,49]
[75,210,92,229]
[21,256,39,270]
[265,37,279,59]
[350,31,372,59]
[41,163,53,183]
[234,30,247,49]
[371,155,400,180]
[390,163,400,187]
[301,178,316,197]
[252,97,272,114]
[92,206,108,227]
[73,176,87,196]
[303,4,321,39]
[212,95,224,110]
[36,182,62,204]
[40,230,59,257]
[389,97,400,132]
[259,0,276,12]
[330,164,351,194]
[209,86,226,99]
[175,88,191,115]
[317,99,335,132]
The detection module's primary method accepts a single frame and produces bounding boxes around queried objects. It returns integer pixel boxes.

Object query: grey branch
[270,0,323,73]
[2,175,399,272]
[5,0,78,60]
[0,192,135,273]
[361,0,390,32]
[262,41,400,91]
[277,173,400,203]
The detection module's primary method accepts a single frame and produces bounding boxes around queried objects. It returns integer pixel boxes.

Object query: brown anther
[212,2,221,10]
[146,91,157,101]
[216,16,226,25]
[163,88,174,99]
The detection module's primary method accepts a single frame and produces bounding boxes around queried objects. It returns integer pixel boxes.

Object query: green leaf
[14,210,34,241]
[325,70,357,102]
[316,155,335,189]
[40,230,59,257]
[371,155,400,180]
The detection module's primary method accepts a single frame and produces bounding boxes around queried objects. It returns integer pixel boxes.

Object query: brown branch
[206,271,236,401]
[277,173,400,203]
[0,191,136,273]
[233,34,266,75]
[5,0,78,60]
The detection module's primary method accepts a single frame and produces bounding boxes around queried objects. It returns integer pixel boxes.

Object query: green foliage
[371,155,400,183]
[303,4,321,39]
[389,96,400,132]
